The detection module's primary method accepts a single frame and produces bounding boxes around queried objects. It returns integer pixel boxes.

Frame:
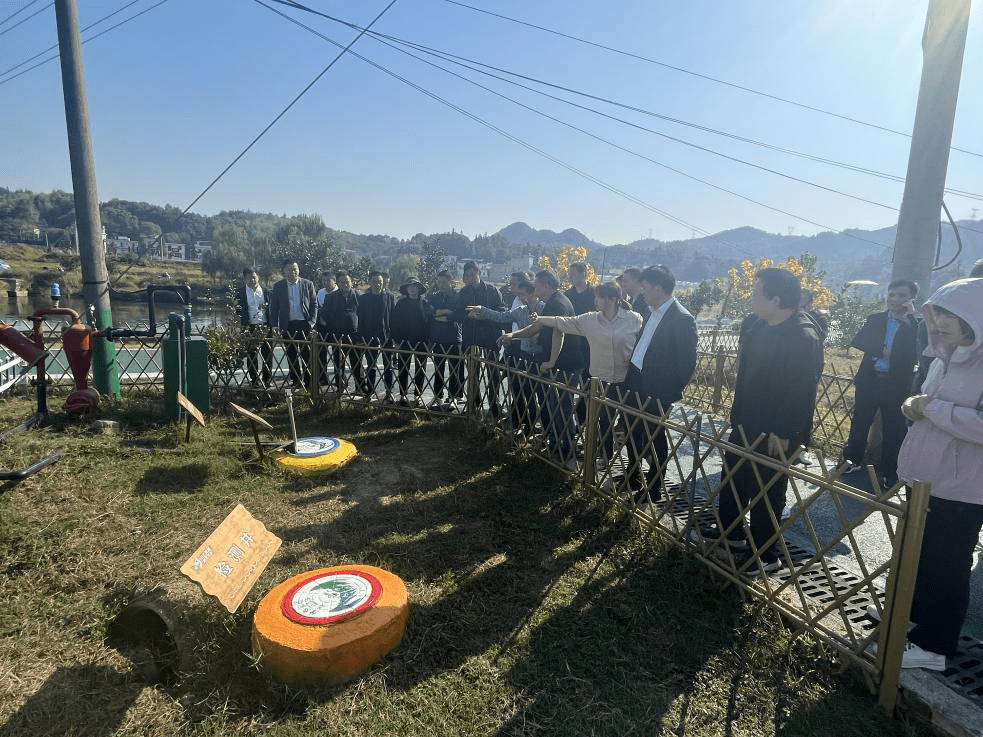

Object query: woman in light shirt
[525,282,643,464]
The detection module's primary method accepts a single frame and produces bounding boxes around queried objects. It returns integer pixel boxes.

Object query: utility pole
[54,0,120,398]
[891,0,972,297]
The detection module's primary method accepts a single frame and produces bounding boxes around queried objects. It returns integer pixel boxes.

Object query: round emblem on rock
[280,570,382,625]
[293,436,341,457]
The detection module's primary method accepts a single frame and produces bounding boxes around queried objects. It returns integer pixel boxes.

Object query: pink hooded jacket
[897,278,983,504]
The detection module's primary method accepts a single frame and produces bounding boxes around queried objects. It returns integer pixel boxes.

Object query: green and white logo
[281,570,382,625]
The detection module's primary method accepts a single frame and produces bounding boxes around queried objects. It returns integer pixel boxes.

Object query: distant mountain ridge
[492,220,983,285]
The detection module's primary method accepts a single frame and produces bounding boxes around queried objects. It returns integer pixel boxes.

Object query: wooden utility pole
[891,0,972,297]
[54,0,120,398]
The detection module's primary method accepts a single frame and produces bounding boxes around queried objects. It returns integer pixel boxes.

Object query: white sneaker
[900,642,947,671]
[840,460,863,474]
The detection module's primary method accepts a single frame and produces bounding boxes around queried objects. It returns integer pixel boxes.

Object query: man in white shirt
[621,265,697,503]
[268,260,317,389]
[235,268,272,388]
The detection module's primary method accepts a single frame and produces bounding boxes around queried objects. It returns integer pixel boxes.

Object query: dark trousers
[283,320,311,387]
[243,324,272,385]
[542,368,581,456]
[363,340,394,394]
[395,341,427,397]
[909,496,983,656]
[330,333,364,392]
[717,430,789,560]
[599,382,624,460]
[468,345,502,414]
[433,343,463,399]
[506,353,538,435]
[623,392,671,497]
[844,376,909,478]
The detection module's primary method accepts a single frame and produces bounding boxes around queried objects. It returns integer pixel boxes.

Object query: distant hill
[496,222,597,249]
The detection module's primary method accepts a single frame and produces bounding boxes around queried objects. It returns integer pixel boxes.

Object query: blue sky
[2,0,981,245]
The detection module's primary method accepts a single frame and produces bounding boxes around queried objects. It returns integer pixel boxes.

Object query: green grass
[0,397,931,736]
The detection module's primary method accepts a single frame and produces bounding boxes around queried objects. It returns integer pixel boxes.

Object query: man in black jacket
[457,261,505,415]
[710,267,823,574]
[841,279,919,487]
[317,272,365,394]
[358,270,396,399]
[534,269,588,466]
[622,265,698,500]
[429,270,464,409]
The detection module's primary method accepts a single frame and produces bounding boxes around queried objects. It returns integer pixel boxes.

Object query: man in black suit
[841,279,920,487]
[622,265,698,502]
[235,268,272,388]
[268,259,317,389]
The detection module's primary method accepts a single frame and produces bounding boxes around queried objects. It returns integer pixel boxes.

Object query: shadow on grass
[0,664,144,737]
[134,463,210,494]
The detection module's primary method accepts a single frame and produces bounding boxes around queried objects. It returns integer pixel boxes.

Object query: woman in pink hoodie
[895,277,983,670]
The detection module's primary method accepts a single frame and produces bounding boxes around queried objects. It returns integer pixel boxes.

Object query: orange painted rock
[251,565,409,684]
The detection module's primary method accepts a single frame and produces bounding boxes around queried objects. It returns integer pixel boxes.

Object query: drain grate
[933,636,983,707]
[642,486,983,709]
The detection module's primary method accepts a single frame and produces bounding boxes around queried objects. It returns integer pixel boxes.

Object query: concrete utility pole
[891,0,972,297]
[54,0,120,398]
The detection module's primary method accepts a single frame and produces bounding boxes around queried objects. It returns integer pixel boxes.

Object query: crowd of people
[235,255,983,673]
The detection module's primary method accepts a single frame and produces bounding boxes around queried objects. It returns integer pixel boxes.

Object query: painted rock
[252,564,408,684]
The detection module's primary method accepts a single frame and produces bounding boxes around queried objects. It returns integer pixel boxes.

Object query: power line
[0,0,41,28]
[444,0,983,161]
[179,0,402,217]
[363,32,894,249]
[261,0,905,249]
[0,1,50,36]
[0,0,170,87]
[371,33,983,204]
[0,0,148,80]
[261,3,979,213]
[256,0,742,248]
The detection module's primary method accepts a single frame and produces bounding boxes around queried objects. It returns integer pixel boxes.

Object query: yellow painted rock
[252,565,409,684]
[273,436,357,474]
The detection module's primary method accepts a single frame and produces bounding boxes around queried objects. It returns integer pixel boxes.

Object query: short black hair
[463,261,479,274]
[622,267,642,281]
[281,258,297,270]
[639,264,675,294]
[437,269,451,279]
[243,268,256,278]
[515,280,535,294]
[568,262,587,276]
[888,279,918,299]
[535,270,560,290]
[368,270,384,280]
[756,267,800,309]
[335,271,349,281]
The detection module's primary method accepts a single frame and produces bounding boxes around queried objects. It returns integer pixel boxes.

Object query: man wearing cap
[390,277,433,407]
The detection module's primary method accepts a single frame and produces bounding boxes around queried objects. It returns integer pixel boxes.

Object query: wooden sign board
[177,391,206,427]
[180,504,282,613]
[229,402,274,430]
